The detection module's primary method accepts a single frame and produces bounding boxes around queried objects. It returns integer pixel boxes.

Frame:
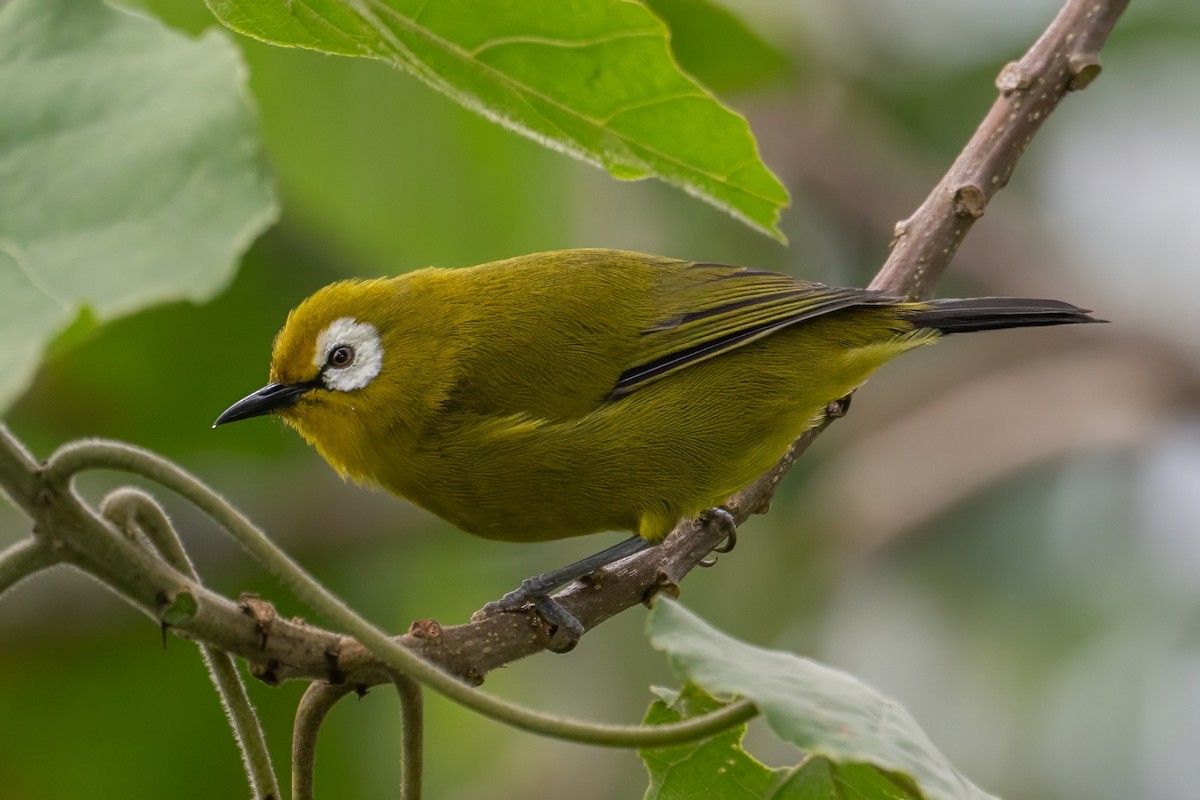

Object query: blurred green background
[3,1,1199,798]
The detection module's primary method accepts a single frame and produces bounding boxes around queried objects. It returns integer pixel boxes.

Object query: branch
[0,536,58,598]
[394,676,424,800]
[293,683,343,800]
[0,422,43,518]
[871,0,1130,299]
[293,676,423,799]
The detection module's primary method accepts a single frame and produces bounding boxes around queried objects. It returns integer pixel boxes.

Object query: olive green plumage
[217,249,1097,544]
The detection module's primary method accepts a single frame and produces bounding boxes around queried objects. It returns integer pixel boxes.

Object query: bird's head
[213,278,427,477]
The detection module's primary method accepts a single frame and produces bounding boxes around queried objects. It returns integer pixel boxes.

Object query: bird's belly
[408,394,826,543]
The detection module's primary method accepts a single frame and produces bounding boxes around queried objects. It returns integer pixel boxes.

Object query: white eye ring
[314,318,382,392]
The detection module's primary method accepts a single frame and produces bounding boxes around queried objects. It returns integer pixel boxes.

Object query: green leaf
[205,0,789,238]
[641,683,782,799]
[647,600,999,800]
[0,0,277,413]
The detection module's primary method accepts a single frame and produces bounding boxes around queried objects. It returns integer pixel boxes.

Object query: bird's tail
[909,297,1102,334]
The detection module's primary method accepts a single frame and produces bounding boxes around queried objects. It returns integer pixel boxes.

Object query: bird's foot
[480,535,654,653]
[698,506,738,567]
[481,585,585,653]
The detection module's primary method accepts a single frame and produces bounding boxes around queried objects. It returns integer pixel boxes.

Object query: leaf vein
[0,237,67,308]
[469,29,660,58]
[601,90,711,125]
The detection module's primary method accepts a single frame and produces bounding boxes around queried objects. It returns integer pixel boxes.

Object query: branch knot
[952,184,988,219]
[996,62,1032,94]
[1067,53,1103,89]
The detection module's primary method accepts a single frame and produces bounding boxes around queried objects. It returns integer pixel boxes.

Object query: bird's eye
[327,345,355,368]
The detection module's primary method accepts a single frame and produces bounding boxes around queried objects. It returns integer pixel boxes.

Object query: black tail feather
[909,297,1103,334]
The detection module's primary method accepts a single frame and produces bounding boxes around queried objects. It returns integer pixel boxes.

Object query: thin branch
[293,683,345,800]
[0,536,58,598]
[100,488,195,575]
[394,675,424,800]
[0,423,44,519]
[200,651,280,800]
[100,488,280,800]
[871,0,1130,299]
[292,676,424,799]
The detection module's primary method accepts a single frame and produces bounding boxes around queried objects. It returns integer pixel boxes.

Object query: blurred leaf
[646,0,790,93]
[204,0,788,239]
[0,0,277,414]
[641,682,781,799]
[647,599,997,800]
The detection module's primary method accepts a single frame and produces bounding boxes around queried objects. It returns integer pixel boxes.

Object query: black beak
[212,381,319,427]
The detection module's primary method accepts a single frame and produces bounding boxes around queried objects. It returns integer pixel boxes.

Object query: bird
[214,248,1100,638]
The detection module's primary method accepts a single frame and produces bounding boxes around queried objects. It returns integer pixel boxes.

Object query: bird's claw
[825,393,853,419]
[698,507,738,567]
[482,587,584,653]
[533,596,584,652]
[480,534,652,650]
[483,574,553,614]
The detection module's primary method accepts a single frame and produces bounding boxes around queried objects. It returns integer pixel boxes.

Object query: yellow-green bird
[215,249,1098,631]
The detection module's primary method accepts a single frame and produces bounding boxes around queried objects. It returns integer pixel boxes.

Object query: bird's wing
[612,263,895,398]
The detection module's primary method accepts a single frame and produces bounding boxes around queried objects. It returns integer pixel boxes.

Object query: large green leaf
[0,0,277,413]
[205,0,788,238]
[647,600,998,800]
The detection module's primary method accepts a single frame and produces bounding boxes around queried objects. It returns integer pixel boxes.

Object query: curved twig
[293,682,348,800]
[0,423,43,518]
[0,536,58,598]
[100,489,194,574]
[293,676,423,799]
[394,675,424,800]
[99,488,281,800]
